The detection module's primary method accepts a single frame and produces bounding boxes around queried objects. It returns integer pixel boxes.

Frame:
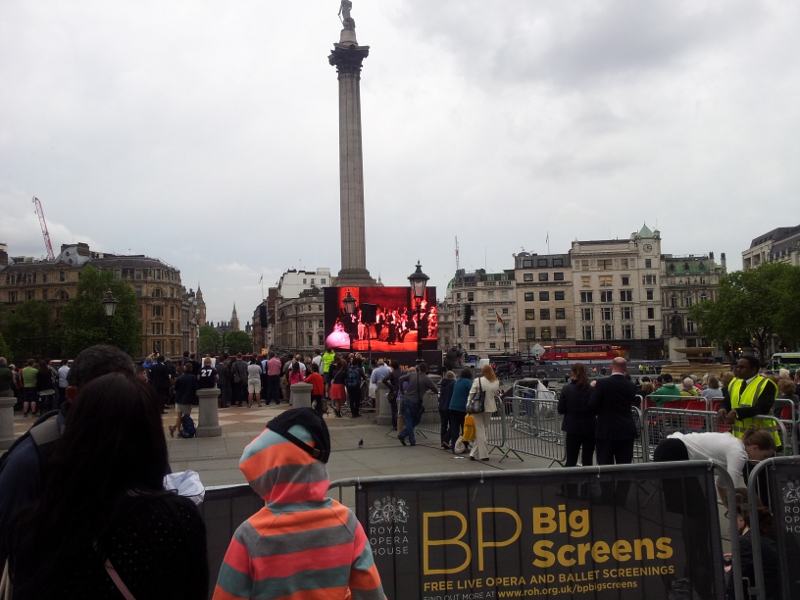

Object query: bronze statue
[670,311,683,339]
[339,0,352,21]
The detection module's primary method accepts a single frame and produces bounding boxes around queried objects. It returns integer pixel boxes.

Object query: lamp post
[102,290,118,343]
[408,261,429,364]
[342,289,357,353]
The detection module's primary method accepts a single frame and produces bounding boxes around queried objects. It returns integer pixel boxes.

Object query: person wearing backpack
[170,363,199,438]
[345,357,366,418]
[0,345,139,568]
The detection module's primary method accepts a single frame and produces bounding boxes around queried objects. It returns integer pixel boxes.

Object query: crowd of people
[0,345,386,599]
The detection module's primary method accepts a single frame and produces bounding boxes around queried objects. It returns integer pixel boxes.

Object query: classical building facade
[274,288,326,355]
[441,269,517,355]
[742,224,800,270]
[514,252,574,355]
[0,242,200,359]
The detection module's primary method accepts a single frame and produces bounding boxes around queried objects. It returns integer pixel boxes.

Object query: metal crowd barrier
[506,395,564,467]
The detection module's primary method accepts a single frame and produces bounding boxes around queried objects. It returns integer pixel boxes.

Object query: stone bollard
[196,387,222,437]
[0,391,16,450]
[290,382,312,408]
[376,381,392,426]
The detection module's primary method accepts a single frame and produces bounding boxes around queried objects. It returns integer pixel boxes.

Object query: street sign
[532,343,544,359]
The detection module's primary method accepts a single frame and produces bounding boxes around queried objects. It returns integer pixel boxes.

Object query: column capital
[329,44,370,76]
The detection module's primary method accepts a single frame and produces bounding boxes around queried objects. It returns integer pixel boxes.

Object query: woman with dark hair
[345,356,366,418]
[8,372,208,599]
[329,359,348,418]
[448,368,473,452]
[557,362,596,471]
[36,359,56,415]
[438,371,456,449]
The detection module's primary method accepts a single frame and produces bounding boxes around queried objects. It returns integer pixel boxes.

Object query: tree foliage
[198,325,221,356]
[60,266,141,357]
[3,299,60,362]
[0,331,12,362]
[690,262,800,356]
[224,330,252,355]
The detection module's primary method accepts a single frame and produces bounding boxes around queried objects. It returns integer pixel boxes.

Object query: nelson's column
[329,1,376,286]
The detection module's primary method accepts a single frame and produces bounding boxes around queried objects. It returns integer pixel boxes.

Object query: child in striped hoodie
[213,408,385,600]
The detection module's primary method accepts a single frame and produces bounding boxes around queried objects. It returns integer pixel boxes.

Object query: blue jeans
[399,397,417,445]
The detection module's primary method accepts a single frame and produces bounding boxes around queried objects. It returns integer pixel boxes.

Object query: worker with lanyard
[718,356,780,448]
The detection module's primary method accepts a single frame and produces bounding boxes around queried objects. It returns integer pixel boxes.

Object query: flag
[496,313,504,325]
[546,232,549,245]
[259,275,263,283]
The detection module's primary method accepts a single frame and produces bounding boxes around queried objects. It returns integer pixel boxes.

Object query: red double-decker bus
[540,344,616,361]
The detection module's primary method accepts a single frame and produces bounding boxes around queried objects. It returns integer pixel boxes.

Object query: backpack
[180,414,196,438]
[347,366,361,388]
[0,410,61,480]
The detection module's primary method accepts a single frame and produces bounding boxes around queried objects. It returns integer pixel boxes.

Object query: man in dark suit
[589,356,639,505]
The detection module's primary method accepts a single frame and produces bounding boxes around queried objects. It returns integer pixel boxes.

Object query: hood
[239,424,330,505]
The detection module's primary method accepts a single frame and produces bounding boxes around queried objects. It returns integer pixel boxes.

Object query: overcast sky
[2,0,799,325]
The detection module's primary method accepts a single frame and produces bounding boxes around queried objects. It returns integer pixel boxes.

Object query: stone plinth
[196,388,222,438]
[0,391,16,450]
[376,381,392,426]
[291,382,313,408]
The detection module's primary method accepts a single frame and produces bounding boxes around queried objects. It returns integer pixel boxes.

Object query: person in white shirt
[57,359,70,408]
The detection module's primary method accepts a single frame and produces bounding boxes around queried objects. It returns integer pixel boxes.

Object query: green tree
[690,262,795,358]
[0,331,11,361]
[224,330,252,355]
[198,325,221,356]
[774,265,800,350]
[3,299,60,362]
[60,266,141,357]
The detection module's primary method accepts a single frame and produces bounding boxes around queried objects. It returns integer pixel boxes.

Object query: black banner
[355,464,724,600]
[767,458,800,599]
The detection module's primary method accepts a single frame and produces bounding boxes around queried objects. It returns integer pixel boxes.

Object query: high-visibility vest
[727,375,780,445]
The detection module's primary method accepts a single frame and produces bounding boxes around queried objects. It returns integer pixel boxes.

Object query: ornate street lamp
[102,290,118,343]
[408,261,429,363]
[342,289,357,352]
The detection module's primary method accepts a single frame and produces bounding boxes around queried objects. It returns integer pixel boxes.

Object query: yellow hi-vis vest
[727,375,780,446]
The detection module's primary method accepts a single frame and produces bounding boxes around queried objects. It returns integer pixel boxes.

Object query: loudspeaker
[259,305,268,327]
[361,303,378,324]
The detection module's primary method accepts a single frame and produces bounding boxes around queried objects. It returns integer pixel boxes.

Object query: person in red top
[305,363,326,415]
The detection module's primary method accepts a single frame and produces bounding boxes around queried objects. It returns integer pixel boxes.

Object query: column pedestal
[291,382,313,409]
[196,388,222,438]
[376,381,392,426]
[0,391,16,450]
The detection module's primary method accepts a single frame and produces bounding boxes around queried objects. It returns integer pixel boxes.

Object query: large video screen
[323,286,438,353]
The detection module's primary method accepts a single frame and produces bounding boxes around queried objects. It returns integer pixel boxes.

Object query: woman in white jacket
[467,364,500,461]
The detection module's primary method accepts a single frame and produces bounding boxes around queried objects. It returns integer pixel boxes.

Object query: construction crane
[32,196,55,261]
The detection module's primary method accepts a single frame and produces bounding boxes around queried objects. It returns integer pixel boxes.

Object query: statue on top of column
[339,0,354,29]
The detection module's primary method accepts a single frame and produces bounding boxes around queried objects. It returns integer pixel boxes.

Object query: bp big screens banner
[355,465,725,600]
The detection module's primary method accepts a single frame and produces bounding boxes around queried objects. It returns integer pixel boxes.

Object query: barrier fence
[331,461,742,600]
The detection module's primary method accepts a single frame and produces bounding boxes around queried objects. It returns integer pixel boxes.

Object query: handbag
[467,378,486,414]
[462,414,476,442]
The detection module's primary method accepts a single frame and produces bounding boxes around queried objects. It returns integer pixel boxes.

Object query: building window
[25,290,34,300]
[524,292,534,302]
[523,259,532,268]
[671,294,678,308]
[487,291,494,300]
[525,327,536,340]
[60,270,65,282]
[621,276,629,286]
[581,308,593,321]
[648,325,656,339]
[622,307,633,320]
[42,289,48,300]
[153,305,163,317]
[537,259,548,267]
[321,278,327,284]
[135,269,142,280]
[538,273,549,282]
[686,294,693,307]
[523,274,533,282]
[620,259,629,268]
[153,288,162,298]
[489,342,496,349]
[525,309,535,320]
[135,287,142,298]
[540,327,551,339]
[687,319,695,332]
[502,308,509,315]
[581,276,591,287]
[554,291,565,301]
[501,290,509,301]
[643,274,657,285]
[467,292,474,301]
[623,324,634,339]
[580,291,593,303]
[599,275,612,287]
[620,290,633,302]
[601,324,613,340]
[598,259,613,271]
[645,259,652,269]
[539,291,549,301]
[601,307,613,320]
[7,291,17,303]
[170,306,175,318]
[646,289,654,300]
[170,323,175,334]
[468,324,476,336]
[582,325,594,340]
[581,260,589,270]
[555,308,566,319]
[556,326,567,338]
[553,258,564,267]
[600,291,613,303]
[540,309,551,320]
[319,319,324,327]
[554,272,564,281]
[469,342,476,350]
[647,307,655,319]
[700,293,708,302]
